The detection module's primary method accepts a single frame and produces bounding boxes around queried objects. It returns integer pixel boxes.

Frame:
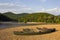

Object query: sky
[0,0,60,15]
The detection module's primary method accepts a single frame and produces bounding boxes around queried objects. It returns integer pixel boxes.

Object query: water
[0,22,26,28]
[0,22,40,29]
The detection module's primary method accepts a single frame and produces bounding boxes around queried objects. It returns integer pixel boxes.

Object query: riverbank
[0,24,60,40]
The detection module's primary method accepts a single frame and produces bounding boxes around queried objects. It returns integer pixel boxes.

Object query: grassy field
[0,24,60,40]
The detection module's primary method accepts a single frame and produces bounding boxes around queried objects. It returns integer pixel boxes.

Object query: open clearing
[0,24,60,40]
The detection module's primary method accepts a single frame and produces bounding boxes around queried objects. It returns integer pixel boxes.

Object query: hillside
[3,12,29,19]
[17,12,60,23]
[0,13,16,22]
[0,12,60,23]
[3,12,18,19]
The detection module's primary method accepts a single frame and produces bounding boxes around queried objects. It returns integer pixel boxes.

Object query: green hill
[3,12,18,19]
[17,12,60,23]
[0,13,16,22]
[0,12,60,23]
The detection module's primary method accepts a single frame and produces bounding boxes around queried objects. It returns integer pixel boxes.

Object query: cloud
[0,3,33,13]
[40,0,47,2]
[46,8,59,12]
[40,8,60,15]
[0,3,24,7]
[0,3,13,6]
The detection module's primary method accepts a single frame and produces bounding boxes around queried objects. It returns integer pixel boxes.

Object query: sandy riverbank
[0,24,60,40]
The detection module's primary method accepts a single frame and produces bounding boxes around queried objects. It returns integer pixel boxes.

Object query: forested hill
[17,12,60,23]
[3,12,28,19]
[0,12,60,23]
[0,13,17,22]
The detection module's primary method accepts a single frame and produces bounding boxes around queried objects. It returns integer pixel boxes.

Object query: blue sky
[0,0,60,15]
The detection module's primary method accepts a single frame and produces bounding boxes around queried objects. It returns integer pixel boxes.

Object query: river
[0,22,40,29]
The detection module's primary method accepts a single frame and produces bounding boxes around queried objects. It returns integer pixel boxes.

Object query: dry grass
[0,24,60,40]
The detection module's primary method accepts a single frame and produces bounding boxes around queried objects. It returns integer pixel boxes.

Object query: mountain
[3,12,28,20]
[18,12,54,22]
[0,13,16,22]
[3,12,18,19]
[0,12,60,23]
[17,12,60,23]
